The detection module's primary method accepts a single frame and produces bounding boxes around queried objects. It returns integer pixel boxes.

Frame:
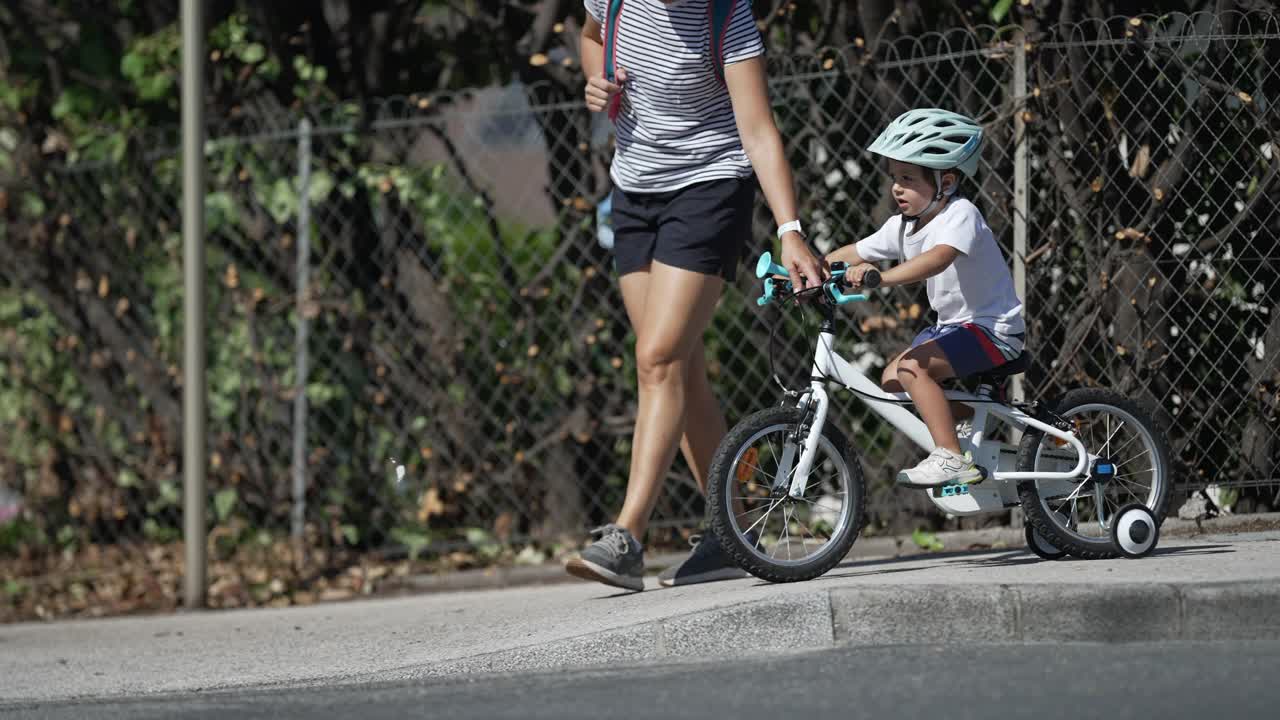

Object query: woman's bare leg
[677,338,727,496]
[614,261,724,541]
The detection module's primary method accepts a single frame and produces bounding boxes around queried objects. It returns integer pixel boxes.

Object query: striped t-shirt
[585,0,766,193]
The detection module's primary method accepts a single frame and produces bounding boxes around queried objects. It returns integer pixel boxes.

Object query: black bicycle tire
[1016,388,1174,560]
[707,406,867,582]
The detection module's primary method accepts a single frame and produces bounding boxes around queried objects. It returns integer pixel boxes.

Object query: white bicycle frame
[786,330,1090,517]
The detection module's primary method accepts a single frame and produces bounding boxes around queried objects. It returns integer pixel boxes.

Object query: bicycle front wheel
[707,406,866,583]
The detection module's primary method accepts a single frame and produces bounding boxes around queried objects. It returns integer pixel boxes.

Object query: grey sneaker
[657,530,754,587]
[565,524,645,591]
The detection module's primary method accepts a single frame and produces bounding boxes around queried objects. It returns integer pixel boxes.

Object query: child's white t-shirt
[854,198,1025,338]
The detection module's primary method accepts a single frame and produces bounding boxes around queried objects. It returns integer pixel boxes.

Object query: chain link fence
[2,10,1277,619]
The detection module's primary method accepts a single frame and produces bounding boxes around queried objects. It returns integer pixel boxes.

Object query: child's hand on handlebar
[845,263,881,289]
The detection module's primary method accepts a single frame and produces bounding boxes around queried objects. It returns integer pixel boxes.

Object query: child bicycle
[705,253,1174,583]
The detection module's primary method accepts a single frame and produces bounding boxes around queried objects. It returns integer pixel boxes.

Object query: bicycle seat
[973,351,1031,382]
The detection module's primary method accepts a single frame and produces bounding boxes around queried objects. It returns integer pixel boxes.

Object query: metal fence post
[181,0,207,609]
[1012,28,1029,407]
[291,118,312,547]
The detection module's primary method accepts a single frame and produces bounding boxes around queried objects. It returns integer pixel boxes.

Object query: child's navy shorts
[910,323,1025,379]
[609,177,755,281]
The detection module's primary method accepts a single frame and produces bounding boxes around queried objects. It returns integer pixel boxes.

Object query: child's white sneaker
[896,447,985,488]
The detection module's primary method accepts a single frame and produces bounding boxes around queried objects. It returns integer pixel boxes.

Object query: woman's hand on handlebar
[780,233,828,292]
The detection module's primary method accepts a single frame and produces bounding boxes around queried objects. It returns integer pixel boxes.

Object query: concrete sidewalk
[2,524,1278,705]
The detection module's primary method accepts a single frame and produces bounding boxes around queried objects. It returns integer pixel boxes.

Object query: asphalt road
[8,640,1278,720]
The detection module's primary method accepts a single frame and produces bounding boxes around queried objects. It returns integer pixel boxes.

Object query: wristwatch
[776,219,804,240]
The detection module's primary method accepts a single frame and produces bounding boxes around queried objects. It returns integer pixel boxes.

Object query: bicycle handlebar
[754,252,880,307]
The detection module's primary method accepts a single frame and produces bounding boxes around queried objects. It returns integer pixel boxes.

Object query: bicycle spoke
[1111,471,1153,492]
[1102,419,1126,455]
[1111,448,1152,472]
[794,511,815,556]
[1104,489,1123,519]
[743,497,784,538]
[1110,474,1149,501]
[1049,479,1090,513]
[737,499,773,520]
[1105,431,1144,463]
[781,505,792,561]
[791,513,830,545]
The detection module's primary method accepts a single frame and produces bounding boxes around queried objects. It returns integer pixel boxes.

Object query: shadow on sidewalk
[1149,544,1235,557]
[815,541,1238,578]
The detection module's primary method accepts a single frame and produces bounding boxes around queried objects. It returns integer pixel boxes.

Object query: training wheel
[1111,503,1159,558]
[1024,522,1067,560]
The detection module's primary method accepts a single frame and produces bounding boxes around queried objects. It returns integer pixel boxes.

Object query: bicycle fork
[777,324,838,500]
[777,382,830,500]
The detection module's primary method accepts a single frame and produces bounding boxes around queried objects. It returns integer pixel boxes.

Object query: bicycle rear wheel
[707,405,866,583]
[1016,388,1173,559]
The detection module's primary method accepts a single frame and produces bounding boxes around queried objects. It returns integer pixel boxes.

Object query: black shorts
[610,177,755,281]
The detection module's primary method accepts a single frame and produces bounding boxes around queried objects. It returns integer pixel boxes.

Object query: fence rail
[2,10,1278,620]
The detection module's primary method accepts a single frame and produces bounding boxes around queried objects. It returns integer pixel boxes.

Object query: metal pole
[291,118,312,544]
[1012,29,1029,407]
[181,0,207,609]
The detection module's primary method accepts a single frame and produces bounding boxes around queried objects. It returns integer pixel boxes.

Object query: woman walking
[565,0,825,591]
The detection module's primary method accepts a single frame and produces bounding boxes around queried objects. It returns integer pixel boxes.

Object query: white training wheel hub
[1111,503,1159,558]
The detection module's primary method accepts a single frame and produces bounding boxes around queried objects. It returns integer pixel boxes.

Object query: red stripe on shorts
[964,323,1007,366]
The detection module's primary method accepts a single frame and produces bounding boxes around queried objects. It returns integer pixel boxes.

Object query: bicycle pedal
[939,483,971,498]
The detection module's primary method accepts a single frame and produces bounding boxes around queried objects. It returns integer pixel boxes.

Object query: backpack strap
[605,0,741,114]
[602,0,626,119]
[708,0,740,85]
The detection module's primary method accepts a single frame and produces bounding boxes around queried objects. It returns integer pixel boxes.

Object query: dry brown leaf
[418,487,445,523]
[1129,143,1151,178]
[494,512,515,543]
[859,315,900,333]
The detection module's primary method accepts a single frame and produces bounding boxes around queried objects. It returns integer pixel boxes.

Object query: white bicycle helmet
[869,108,984,219]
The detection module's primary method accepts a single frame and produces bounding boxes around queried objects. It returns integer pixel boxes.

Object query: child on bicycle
[826,108,1025,488]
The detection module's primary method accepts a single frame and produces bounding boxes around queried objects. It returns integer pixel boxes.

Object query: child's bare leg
[880,349,908,392]
[895,344,961,453]
[883,348,971,423]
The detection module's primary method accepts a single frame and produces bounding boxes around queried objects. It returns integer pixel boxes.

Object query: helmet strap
[905,170,953,224]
